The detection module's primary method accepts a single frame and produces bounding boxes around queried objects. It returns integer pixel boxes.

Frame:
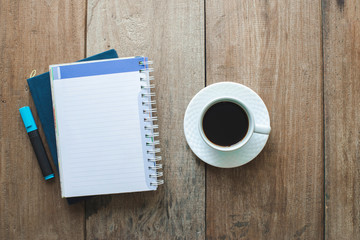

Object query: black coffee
[202,101,249,147]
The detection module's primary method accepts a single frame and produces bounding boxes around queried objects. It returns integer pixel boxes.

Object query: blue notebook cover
[27,49,118,203]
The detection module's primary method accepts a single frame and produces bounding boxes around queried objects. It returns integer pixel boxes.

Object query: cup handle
[254,124,271,135]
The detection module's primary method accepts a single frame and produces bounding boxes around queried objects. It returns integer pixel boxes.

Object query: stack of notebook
[28,50,163,201]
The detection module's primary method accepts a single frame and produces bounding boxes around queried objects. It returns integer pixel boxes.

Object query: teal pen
[19,106,54,180]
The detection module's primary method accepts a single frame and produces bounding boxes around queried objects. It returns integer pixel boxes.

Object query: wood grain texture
[205,1,323,239]
[323,0,360,239]
[85,1,205,239]
[0,0,86,239]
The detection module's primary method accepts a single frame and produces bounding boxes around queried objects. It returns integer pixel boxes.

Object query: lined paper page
[53,71,149,197]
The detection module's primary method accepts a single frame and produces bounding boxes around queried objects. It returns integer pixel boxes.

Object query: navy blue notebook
[27,49,118,203]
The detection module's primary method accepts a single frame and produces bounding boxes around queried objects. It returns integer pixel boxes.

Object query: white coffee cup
[199,97,271,152]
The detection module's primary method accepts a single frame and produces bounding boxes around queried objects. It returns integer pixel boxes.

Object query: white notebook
[49,57,163,198]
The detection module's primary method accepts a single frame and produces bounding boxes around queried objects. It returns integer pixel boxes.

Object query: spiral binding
[140,68,154,73]
[142,99,156,105]
[144,108,157,114]
[140,58,163,187]
[144,116,158,122]
[148,156,162,162]
[150,180,164,186]
[145,132,159,138]
[140,76,154,81]
[145,125,158,130]
[141,84,155,89]
[146,140,160,146]
[150,172,163,178]
[147,148,161,154]
[142,92,156,97]
[149,164,162,170]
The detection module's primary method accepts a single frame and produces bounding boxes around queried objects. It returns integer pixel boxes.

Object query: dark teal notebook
[27,49,118,203]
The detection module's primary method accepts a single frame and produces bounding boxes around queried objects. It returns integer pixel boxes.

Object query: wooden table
[1,1,359,239]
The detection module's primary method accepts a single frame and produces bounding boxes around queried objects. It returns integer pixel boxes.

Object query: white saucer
[184,82,270,168]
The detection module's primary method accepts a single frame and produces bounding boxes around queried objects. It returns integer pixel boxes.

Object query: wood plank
[85,1,205,239]
[323,1,360,239]
[0,0,86,238]
[205,1,323,239]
